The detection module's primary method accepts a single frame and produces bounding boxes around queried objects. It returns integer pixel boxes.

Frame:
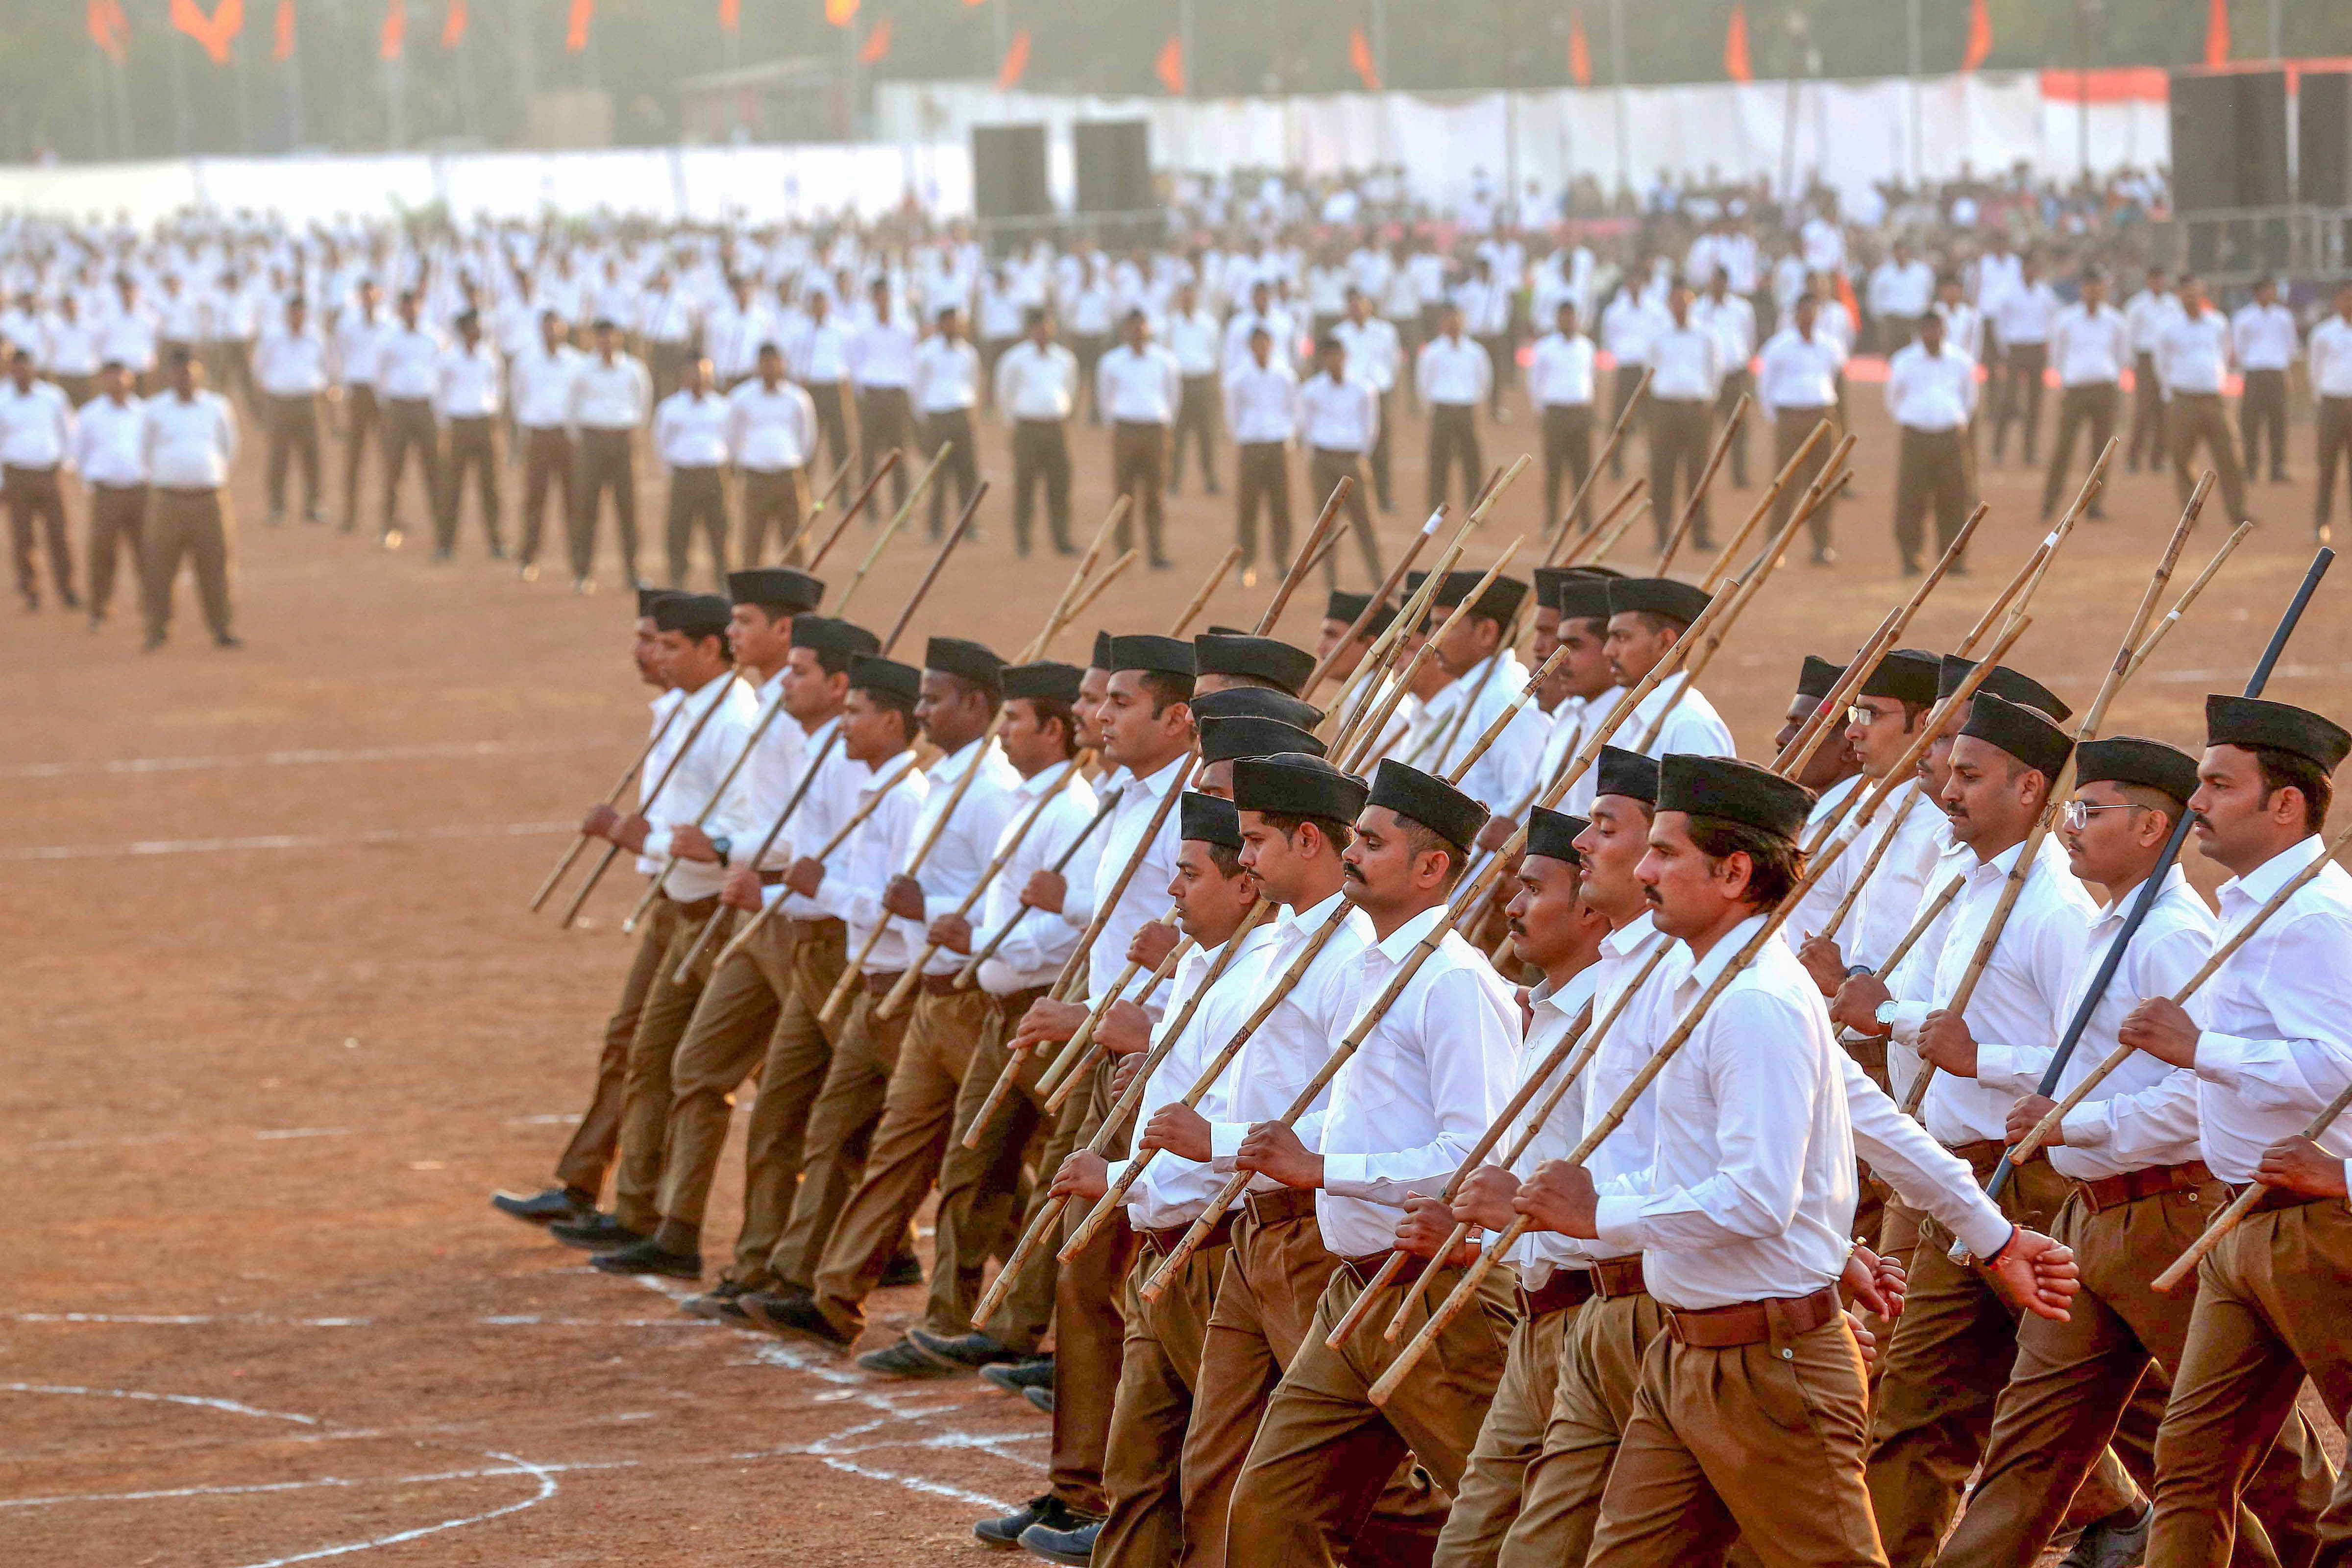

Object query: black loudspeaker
[972,124,1050,221]
[2233,70,2291,208]
[1073,120,1154,215]
[2302,71,2352,206]
[2170,72,2240,213]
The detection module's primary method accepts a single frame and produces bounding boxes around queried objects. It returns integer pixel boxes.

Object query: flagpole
[1608,0,1628,194]
[1906,0,1922,186]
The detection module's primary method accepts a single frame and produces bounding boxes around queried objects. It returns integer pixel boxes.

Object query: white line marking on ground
[0,821,572,863]
[1,1382,319,1425]
[254,1127,351,1141]
[226,1450,559,1568]
[0,737,620,781]
[7,1310,711,1329]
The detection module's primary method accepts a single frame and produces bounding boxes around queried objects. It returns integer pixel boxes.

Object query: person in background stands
[655,355,733,592]
[1418,302,1492,515]
[567,317,654,594]
[0,348,77,613]
[2122,266,2179,475]
[728,342,819,567]
[1885,308,1980,577]
[1528,299,1597,533]
[1644,282,1724,553]
[2231,274,2298,486]
[510,310,581,582]
[1298,332,1383,585]
[253,296,328,529]
[792,289,857,479]
[73,361,147,633]
[1165,280,1224,498]
[1989,251,2057,468]
[1695,270,1757,489]
[1225,324,1299,592]
[1335,288,1402,514]
[434,308,504,563]
[330,278,389,537]
[994,307,1078,559]
[2040,266,2128,522]
[1755,292,1846,566]
[138,348,240,651]
[850,278,916,514]
[912,306,982,543]
[1095,309,1181,571]
[372,290,442,551]
[2312,281,2352,544]
[2153,275,2253,530]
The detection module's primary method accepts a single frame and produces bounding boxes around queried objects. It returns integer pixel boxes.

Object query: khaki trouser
[1938,1180,2333,1568]
[85,483,147,623]
[762,982,911,1294]
[1233,440,1293,572]
[1110,421,1168,563]
[2150,1198,2352,1568]
[1540,405,1596,532]
[609,900,732,1234]
[929,988,1050,1340]
[1010,419,1073,555]
[6,464,73,606]
[1226,1254,1515,1567]
[739,466,807,565]
[2040,381,2119,516]
[2169,392,2254,528]
[437,414,501,554]
[1501,1289,1673,1568]
[571,428,639,583]
[973,1035,1084,1353]
[1866,1153,2144,1566]
[1432,1295,1576,1568]
[809,985,997,1335]
[552,893,678,1200]
[339,384,378,528]
[2241,367,2289,479]
[858,387,914,511]
[1308,447,1383,585]
[1773,407,1840,554]
[379,396,441,535]
[143,486,234,643]
[1426,404,1483,514]
[1646,398,1715,549]
[1052,1058,1142,1517]
[263,394,321,518]
[1587,1317,1884,1568]
[1095,1225,1236,1568]
[1893,427,1973,570]
[646,915,799,1251]
[733,919,851,1287]
[517,426,572,567]
[664,465,728,590]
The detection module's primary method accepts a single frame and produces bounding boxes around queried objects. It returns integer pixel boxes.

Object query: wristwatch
[1873,999,1900,1030]
[710,834,733,868]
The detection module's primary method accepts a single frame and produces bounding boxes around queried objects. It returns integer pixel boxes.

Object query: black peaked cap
[1090,630,1115,671]
[1232,753,1369,821]
[727,567,824,613]
[653,592,732,639]
[1191,686,1324,729]
[2075,736,2202,805]
[1961,691,2075,780]
[1195,633,1317,695]
[1606,576,1714,627]
[926,636,1005,689]
[1525,807,1590,864]
[1108,634,1196,677]
[1002,662,1083,704]
[1180,791,1244,851]
[791,615,881,656]
[1200,715,1327,764]
[1368,759,1488,851]
[1861,648,1942,707]
[637,586,678,617]
[1796,655,1843,702]
[1326,590,1398,639]
[2206,695,2352,773]
[1658,754,1816,839]
[848,654,921,703]
[1595,745,1661,805]
[1937,654,2073,722]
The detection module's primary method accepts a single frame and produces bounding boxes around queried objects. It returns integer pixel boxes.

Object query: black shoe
[1022,1383,1055,1416]
[980,1354,1054,1394]
[266,510,285,528]
[878,1254,925,1289]
[488,540,509,561]
[976,1495,1085,1550]
[2059,1501,2153,1568]
[1018,1516,1102,1565]
[548,1212,643,1251]
[907,1327,1024,1371]
[1203,481,1222,496]
[759,1293,857,1350]
[858,1336,966,1378]
[431,546,454,563]
[680,1278,756,1323]
[2088,506,2109,521]
[491,1187,592,1226]
[1900,559,1922,577]
[739,1284,815,1333]
[1148,556,1175,571]
[214,635,244,650]
[591,1236,701,1279]
[1810,546,1838,566]
[142,631,165,652]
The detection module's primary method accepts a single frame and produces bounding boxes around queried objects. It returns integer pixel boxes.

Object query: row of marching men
[492,557,2352,1568]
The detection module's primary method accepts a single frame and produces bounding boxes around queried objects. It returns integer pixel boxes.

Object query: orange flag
[1567,3,1592,86]
[1348,26,1380,91]
[273,0,294,59]
[1961,0,1992,70]
[825,0,858,26]
[858,17,892,63]
[1723,2,1752,83]
[441,0,466,46]
[997,28,1031,89]
[1156,34,1185,95]
[87,0,132,64]
[719,0,739,30]
[171,0,245,64]
[566,0,593,51]
[2204,0,2229,67]
[380,0,405,59]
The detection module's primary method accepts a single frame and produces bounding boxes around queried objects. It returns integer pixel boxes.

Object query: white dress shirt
[1164,309,1223,378]
[912,336,981,415]
[1886,340,1979,431]
[767,718,869,918]
[1600,294,1659,366]
[2156,311,2232,397]
[848,314,917,390]
[141,388,238,488]
[72,392,145,486]
[654,389,732,468]
[1415,335,1493,408]
[636,674,759,903]
[512,343,583,430]
[727,377,818,471]
[0,379,74,468]
[2126,289,2183,355]
[1096,343,1182,425]
[825,756,931,974]
[1407,653,1551,819]
[2311,315,2352,399]
[434,341,502,418]
[994,340,1079,423]
[1333,315,1401,392]
[1621,672,1736,763]
[1646,321,1723,402]
[1527,331,1597,409]
[2050,303,2130,387]
[900,735,1022,977]
[1695,293,1758,369]
[331,312,388,388]
[716,674,808,866]
[1788,775,1865,944]
[1755,327,1846,416]
[1224,358,1299,444]
[1080,752,1188,1017]
[1842,785,1956,973]
[635,687,687,877]
[1298,371,1379,454]
[792,319,852,384]
[1867,259,1936,320]
[374,324,443,400]
[973,761,1102,995]
[44,318,102,378]
[252,327,328,397]
[2231,302,2299,372]
[1992,283,2059,347]
[100,310,160,374]
[569,352,653,431]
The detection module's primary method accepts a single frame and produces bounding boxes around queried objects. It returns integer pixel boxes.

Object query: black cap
[1407,568,1530,627]
[652,591,733,640]
[2205,695,2352,773]
[1524,807,1589,864]
[1367,759,1488,852]
[1960,691,2075,780]
[926,636,1005,691]
[1002,661,1083,704]
[1937,655,2072,722]
[1595,745,1661,806]
[848,654,921,703]
[1200,714,1327,763]
[2075,736,2201,806]
[1180,791,1244,851]
[1232,753,1370,821]
[1796,655,1843,702]
[726,567,824,613]
[1326,590,1398,638]
[1195,633,1317,696]
[1089,630,1115,671]
[1606,577,1715,628]
[1191,686,1324,730]
[1861,648,1943,707]
[790,615,882,656]
[1107,634,1196,677]
[637,586,677,617]
[1541,567,1617,623]
[1657,754,1816,839]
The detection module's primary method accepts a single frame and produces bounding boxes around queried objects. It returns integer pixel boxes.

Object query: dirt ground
[5,376,2347,1567]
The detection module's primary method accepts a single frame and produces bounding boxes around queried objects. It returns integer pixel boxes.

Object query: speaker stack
[2169,68,2291,274]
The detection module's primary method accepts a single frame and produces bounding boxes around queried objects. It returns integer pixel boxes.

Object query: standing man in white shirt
[2123,266,2180,474]
[1885,310,1979,575]
[728,341,818,565]
[1164,280,1224,498]
[1335,289,1402,514]
[792,288,857,478]
[1225,324,1299,590]
[1756,293,1847,565]
[1644,283,1724,553]
[2231,274,2298,485]
[373,289,443,549]
[654,356,734,591]
[510,310,581,580]
[2313,280,2352,542]
[44,294,103,407]
[1298,333,1383,584]
[911,306,981,543]
[74,361,147,632]
[0,348,78,613]
[994,308,1079,558]
[2155,275,2254,528]
[252,295,329,529]
[850,277,917,513]
[1866,239,1935,354]
[1417,302,1492,516]
[1696,270,1757,490]
[433,308,504,562]
[1990,252,2058,468]
[1598,276,1656,480]
[138,348,240,651]
[2041,267,2129,522]
[567,317,654,592]
[330,279,390,537]
[1096,311,1182,570]
[1528,299,1598,532]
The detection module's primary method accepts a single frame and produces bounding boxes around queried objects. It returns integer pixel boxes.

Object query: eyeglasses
[1846,704,1891,728]
[2061,800,2143,832]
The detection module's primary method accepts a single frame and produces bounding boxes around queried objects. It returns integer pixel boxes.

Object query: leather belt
[916,971,966,998]
[1244,1187,1319,1227]
[1346,1250,1427,1290]
[1592,1255,1648,1299]
[670,893,722,922]
[1517,1269,1596,1319]
[861,969,904,996]
[2230,1182,2334,1216]
[789,916,846,943]
[1665,1285,1843,1349]
[1146,1211,1233,1256]
[2075,1160,2214,1214]
[758,869,788,886]
[1947,1140,2006,1177]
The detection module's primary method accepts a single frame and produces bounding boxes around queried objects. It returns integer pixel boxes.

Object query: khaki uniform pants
[143,486,235,642]
[6,464,73,605]
[1773,407,1840,554]
[1052,1058,1141,1517]
[1096,1227,1235,1568]
[762,983,911,1294]
[1500,1290,1672,1568]
[1866,1154,2143,1566]
[931,989,1050,1341]
[1233,440,1293,572]
[1432,1300,1575,1568]
[809,985,997,1335]
[86,484,147,622]
[1646,398,1715,548]
[263,394,321,517]
[2040,381,2120,516]
[552,893,678,1199]
[610,901,732,1235]
[1110,421,1168,562]
[1171,374,1219,491]
[2150,1200,2352,1568]
[857,387,914,511]
[570,428,639,584]
[339,384,378,527]
[1225,1256,1515,1568]
[733,919,851,1287]
[2241,367,2289,479]
[1894,427,1973,570]
[1541,405,1596,532]
[973,1035,1084,1353]
[517,426,572,567]
[664,465,728,590]
[1939,1182,2333,1568]
[1588,1319,1884,1568]
[739,466,807,565]
[1308,446,1383,584]
[437,415,501,554]
[1426,404,1483,514]
[2169,392,2254,529]
[379,396,441,533]
[1010,419,1073,554]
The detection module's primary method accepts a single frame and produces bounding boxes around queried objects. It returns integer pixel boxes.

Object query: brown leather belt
[861,969,904,996]
[1592,1255,1648,1299]
[788,916,845,943]
[2231,1182,2334,1216]
[1947,1140,2006,1177]
[915,971,966,998]
[1244,1187,1319,1227]
[757,869,788,886]
[1665,1284,1842,1349]
[2075,1160,2214,1214]
[1346,1250,1426,1289]
[1146,1211,1233,1256]
[671,893,722,922]
[1517,1269,1596,1319]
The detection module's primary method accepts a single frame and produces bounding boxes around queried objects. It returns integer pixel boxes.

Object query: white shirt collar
[2220,832,2332,909]
[1371,902,1449,964]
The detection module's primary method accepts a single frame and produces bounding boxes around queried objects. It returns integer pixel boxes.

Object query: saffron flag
[171,0,245,64]
[566,0,593,52]
[442,0,466,47]
[88,0,132,64]
[1962,0,1991,71]
[1567,3,1592,86]
[380,0,405,59]
[1348,26,1379,91]
[273,0,294,60]
[2205,0,2229,68]
[1156,34,1185,96]
[719,0,739,30]
[858,17,892,63]
[1723,2,1752,83]
[997,28,1031,90]
[825,0,858,27]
